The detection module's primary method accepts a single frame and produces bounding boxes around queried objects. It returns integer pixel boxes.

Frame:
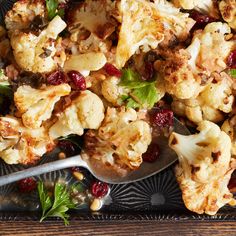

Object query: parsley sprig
[38,181,76,225]
[46,0,65,20]
[120,68,160,109]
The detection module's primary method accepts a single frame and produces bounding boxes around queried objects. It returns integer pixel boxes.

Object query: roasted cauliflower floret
[68,0,116,40]
[169,121,236,215]
[83,107,152,170]
[14,84,71,129]
[153,0,195,40]
[0,116,54,164]
[193,22,234,73]
[219,0,236,30]
[5,0,46,33]
[6,13,67,73]
[49,90,105,139]
[156,22,234,100]
[171,72,234,123]
[172,0,219,18]
[222,115,236,156]
[115,0,165,68]
[101,76,128,106]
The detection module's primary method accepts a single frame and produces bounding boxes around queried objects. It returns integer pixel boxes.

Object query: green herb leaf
[46,0,59,20]
[120,68,153,89]
[38,182,76,225]
[130,83,159,108]
[38,181,52,217]
[120,68,160,109]
[229,69,236,78]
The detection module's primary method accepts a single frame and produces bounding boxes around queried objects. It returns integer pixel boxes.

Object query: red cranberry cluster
[47,70,86,90]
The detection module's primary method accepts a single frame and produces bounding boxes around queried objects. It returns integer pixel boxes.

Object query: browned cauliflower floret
[5,1,67,73]
[169,121,236,215]
[222,115,236,156]
[156,22,235,100]
[49,90,105,139]
[68,0,116,40]
[153,0,195,40]
[171,72,234,124]
[83,107,152,170]
[14,84,71,129]
[172,0,219,18]
[219,0,236,30]
[115,0,165,68]
[5,0,46,32]
[0,116,54,165]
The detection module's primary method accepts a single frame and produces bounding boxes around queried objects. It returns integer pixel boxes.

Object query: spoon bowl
[0,118,189,186]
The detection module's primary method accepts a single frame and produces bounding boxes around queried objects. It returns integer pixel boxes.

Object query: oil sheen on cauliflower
[5,1,67,73]
[219,0,236,30]
[14,84,71,129]
[83,107,152,170]
[49,90,105,139]
[0,116,54,165]
[171,72,234,124]
[169,121,236,215]
[156,22,234,100]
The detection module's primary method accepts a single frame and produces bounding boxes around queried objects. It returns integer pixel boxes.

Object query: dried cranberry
[103,63,122,78]
[227,50,236,69]
[142,143,160,163]
[47,70,67,85]
[57,140,77,157]
[151,109,174,128]
[91,181,109,198]
[142,62,154,81]
[189,10,216,30]
[18,178,37,193]
[67,70,86,90]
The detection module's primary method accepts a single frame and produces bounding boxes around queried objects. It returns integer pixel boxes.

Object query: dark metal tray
[0,0,235,223]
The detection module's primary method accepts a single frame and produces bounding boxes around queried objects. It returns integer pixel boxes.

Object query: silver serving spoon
[0,118,189,186]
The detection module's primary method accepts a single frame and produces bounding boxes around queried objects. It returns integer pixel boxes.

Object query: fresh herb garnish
[46,0,65,20]
[120,68,160,109]
[38,181,76,225]
[229,69,236,78]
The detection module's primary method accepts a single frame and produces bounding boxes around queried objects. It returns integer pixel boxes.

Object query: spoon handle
[0,155,88,187]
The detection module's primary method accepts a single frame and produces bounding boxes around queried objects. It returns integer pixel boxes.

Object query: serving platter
[0,0,236,223]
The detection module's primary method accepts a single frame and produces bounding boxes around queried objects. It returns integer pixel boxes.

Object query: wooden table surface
[0,220,236,235]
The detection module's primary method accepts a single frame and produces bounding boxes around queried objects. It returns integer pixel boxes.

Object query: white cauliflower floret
[115,0,165,68]
[171,72,234,124]
[83,107,152,170]
[64,52,107,76]
[0,116,54,164]
[193,22,234,73]
[14,84,71,129]
[169,121,236,215]
[101,76,128,105]
[222,115,236,156]
[219,0,236,30]
[68,0,116,40]
[172,0,219,18]
[5,0,45,32]
[153,0,195,40]
[156,22,234,100]
[6,6,66,73]
[49,90,104,139]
